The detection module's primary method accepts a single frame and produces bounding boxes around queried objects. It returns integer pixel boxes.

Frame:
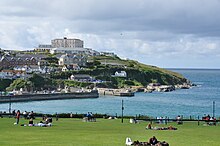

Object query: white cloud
[0,0,220,68]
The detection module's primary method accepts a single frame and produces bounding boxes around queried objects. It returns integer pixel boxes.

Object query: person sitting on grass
[168,125,177,130]
[149,136,158,145]
[28,118,34,126]
[35,120,52,127]
[147,123,152,129]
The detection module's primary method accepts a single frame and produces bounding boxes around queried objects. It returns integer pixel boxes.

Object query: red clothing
[16,112,20,118]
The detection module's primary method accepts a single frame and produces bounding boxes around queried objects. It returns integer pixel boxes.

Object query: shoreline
[0,83,194,103]
[0,90,99,103]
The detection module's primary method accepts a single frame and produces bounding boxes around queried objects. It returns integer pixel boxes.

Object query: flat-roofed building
[50,47,99,56]
[51,37,84,48]
[34,44,52,52]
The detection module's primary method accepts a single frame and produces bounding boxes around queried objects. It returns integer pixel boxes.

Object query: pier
[97,88,135,97]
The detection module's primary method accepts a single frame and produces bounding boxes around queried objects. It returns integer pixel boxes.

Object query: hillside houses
[58,54,87,67]
[0,70,29,79]
[13,65,54,74]
[0,37,116,78]
[0,55,37,68]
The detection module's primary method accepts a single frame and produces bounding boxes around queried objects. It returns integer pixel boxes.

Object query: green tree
[29,74,45,90]
[0,79,13,91]
[6,78,27,91]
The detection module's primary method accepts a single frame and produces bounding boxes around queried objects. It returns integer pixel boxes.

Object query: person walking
[15,110,20,125]
[56,112,59,121]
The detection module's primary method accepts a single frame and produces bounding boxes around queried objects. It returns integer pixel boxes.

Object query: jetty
[0,90,99,103]
[113,92,134,97]
[97,88,135,97]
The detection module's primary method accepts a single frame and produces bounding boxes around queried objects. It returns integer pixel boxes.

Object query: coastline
[0,90,99,103]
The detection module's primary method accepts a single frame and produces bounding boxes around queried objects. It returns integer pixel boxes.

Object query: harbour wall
[0,90,99,103]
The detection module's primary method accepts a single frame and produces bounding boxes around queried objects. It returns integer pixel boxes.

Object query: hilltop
[89,55,188,86]
[49,55,189,90]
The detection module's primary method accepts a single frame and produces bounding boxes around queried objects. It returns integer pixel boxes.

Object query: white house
[112,71,127,77]
[62,64,80,72]
[50,47,100,56]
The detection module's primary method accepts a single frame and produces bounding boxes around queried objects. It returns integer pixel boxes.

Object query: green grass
[91,55,186,81]
[0,118,219,145]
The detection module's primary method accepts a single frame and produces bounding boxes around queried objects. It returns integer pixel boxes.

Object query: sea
[0,69,220,119]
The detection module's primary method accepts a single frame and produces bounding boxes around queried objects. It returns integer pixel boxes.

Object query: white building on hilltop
[112,71,127,77]
[51,37,84,48]
[50,47,100,56]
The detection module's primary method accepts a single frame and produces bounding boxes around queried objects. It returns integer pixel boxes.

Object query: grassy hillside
[2,55,189,91]
[86,55,188,86]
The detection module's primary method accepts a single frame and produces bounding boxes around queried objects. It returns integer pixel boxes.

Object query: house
[34,44,53,52]
[14,65,33,74]
[38,59,49,66]
[0,56,10,68]
[62,64,80,72]
[0,55,38,69]
[112,71,127,77]
[58,54,87,66]
[14,65,52,74]
[70,74,93,82]
[0,70,28,79]
[16,54,47,61]
[50,47,99,56]
[100,52,116,57]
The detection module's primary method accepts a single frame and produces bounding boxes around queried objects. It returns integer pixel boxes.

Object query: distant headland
[0,37,192,98]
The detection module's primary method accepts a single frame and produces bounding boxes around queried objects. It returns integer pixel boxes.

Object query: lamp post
[213,101,215,118]
[121,100,124,123]
[9,96,11,114]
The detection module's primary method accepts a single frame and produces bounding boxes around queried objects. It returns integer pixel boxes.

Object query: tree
[29,74,45,91]
[6,79,27,91]
[0,79,13,91]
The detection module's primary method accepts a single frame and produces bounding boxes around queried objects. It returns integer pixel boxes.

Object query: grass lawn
[0,117,219,146]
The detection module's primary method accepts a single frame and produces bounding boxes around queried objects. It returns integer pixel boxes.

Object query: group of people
[84,112,96,122]
[132,136,169,146]
[13,110,35,125]
[146,123,177,130]
[22,111,35,119]
[202,114,217,126]
[20,115,52,127]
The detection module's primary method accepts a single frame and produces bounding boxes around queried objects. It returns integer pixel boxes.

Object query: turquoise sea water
[0,69,220,119]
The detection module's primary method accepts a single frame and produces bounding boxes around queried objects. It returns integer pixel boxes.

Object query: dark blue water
[0,69,219,118]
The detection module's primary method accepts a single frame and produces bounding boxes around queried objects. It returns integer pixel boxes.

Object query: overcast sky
[0,0,220,68]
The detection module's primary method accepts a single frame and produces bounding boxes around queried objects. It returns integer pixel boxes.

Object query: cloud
[0,0,220,68]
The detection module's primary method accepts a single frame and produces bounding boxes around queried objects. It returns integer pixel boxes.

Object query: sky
[0,0,220,69]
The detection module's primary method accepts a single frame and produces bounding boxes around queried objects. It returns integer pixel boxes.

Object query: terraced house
[58,54,87,67]
[0,55,37,69]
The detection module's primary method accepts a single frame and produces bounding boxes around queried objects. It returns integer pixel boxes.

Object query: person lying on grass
[146,124,177,130]
[20,118,52,127]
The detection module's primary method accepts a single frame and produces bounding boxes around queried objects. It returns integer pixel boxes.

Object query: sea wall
[0,90,99,103]
[97,88,135,96]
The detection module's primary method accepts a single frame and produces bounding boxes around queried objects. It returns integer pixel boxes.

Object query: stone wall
[0,91,98,103]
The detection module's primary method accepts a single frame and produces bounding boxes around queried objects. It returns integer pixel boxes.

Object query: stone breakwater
[0,90,99,103]
[97,88,135,96]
